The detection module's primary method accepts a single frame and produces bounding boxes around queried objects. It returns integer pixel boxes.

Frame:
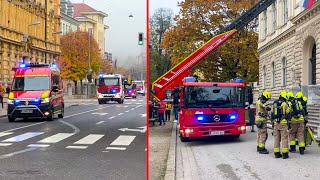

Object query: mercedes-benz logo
[25,101,29,105]
[213,115,220,122]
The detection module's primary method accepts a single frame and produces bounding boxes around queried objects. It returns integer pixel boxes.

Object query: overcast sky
[71,0,146,66]
[149,0,181,16]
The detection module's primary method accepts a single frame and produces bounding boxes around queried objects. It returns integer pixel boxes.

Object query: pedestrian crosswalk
[0,132,142,152]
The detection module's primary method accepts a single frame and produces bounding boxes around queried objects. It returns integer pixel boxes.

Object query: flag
[302,0,314,9]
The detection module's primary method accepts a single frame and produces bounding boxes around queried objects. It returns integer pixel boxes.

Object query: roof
[183,82,245,87]
[73,3,97,17]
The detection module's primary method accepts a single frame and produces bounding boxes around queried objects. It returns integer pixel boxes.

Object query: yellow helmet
[287,92,294,99]
[280,91,288,100]
[262,91,271,100]
[296,92,303,99]
[193,72,199,77]
[303,96,308,102]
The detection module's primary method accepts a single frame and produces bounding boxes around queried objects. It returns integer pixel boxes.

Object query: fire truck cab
[124,82,137,98]
[7,63,64,122]
[178,77,247,142]
[97,74,125,104]
[134,80,145,96]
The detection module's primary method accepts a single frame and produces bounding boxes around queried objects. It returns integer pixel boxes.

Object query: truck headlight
[115,93,121,98]
[7,99,14,104]
[41,97,50,103]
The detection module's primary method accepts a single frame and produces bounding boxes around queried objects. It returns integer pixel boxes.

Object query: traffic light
[138,33,143,45]
[87,74,92,83]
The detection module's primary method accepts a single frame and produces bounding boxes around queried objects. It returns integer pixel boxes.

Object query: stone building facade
[0,0,61,84]
[258,0,320,136]
[60,0,79,35]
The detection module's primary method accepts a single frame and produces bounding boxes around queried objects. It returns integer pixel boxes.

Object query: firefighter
[273,91,290,159]
[288,92,306,154]
[255,90,271,154]
[193,72,199,82]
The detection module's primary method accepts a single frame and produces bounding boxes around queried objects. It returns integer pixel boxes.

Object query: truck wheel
[58,106,64,118]
[8,116,15,122]
[180,134,189,142]
[98,100,103,104]
[231,135,240,139]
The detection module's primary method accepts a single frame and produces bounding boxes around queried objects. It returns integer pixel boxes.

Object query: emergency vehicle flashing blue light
[230,114,237,120]
[34,99,40,102]
[20,64,26,68]
[15,100,20,103]
[197,116,204,121]
[185,77,196,82]
[99,74,104,77]
[112,89,117,93]
[52,64,57,68]
[233,78,244,83]
[129,90,132,93]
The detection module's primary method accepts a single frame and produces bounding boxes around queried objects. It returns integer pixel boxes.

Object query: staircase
[307,105,320,138]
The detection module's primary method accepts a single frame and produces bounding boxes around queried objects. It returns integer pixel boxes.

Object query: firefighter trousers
[257,122,267,148]
[274,123,288,153]
[289,122,305,148]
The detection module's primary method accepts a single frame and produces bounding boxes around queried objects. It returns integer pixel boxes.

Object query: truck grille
[14,100,41,106]
[100,90,117,94]
[200,114,231,123]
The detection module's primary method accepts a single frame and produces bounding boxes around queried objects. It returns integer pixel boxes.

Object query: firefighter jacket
[291,101,304,123]
[255,100,268,122]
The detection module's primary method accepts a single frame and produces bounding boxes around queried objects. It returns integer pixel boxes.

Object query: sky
[71,0,146,67]
[149,0,182,17]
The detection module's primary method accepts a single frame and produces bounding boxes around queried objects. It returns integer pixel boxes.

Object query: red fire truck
[151,0,275,141]
[97,74,125,104]
[124,82,137,98]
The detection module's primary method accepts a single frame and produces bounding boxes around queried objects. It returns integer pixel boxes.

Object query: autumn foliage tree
[161,0,259,83]
[56,31,102,85]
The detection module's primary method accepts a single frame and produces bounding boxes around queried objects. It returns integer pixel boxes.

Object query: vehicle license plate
[21,110,33,113]
[209,131,225,136]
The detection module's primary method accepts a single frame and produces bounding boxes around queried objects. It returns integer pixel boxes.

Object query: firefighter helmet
[287,92,294,99]
[193,72,199,77]
[262,91,271,100]
[303,96,308,102]
[296,92,303,99]
[280,91,288,100]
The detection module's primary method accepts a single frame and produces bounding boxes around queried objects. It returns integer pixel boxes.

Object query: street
[176,126,320,180]
[0,96,146,180]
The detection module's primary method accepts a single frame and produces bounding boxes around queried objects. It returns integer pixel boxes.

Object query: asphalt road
[0,96,146,180]
[176,126,320,180]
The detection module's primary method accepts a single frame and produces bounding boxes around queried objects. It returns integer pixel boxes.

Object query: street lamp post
[87,28,93,98]
[23,22,41,63]
[52,31,62,62]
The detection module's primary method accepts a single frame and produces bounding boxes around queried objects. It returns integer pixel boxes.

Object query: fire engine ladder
[151,0,276,101]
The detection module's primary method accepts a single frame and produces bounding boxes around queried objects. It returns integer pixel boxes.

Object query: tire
[98,100,103,104]
[232,135,240,139]
[180,134,189,142]
[8,116,15,122]
[47,108,54,121]
[58,106,64,118]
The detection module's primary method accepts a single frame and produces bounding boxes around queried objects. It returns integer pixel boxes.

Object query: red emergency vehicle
[7,63,64,122]
[134,80,145,96]
[177,77,247,141]
[97,74,125,104]
[124,82,137,98]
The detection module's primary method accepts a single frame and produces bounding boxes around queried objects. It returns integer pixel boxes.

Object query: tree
[56,31,102,84]
[149,8,174,83]
[161,0,259,83]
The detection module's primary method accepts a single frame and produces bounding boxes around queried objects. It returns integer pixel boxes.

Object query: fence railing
[64,84,97,98]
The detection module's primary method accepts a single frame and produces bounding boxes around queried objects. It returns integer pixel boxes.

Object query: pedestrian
[165,102,172,121]
[255,91,271,154]
[288,92,306,155]
[158,101,166,125]
[272,91,290,159]
[172,87,180,123]
[0,83,4,109]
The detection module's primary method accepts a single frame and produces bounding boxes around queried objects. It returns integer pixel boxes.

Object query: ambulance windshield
[12,76,50,91]
[99,78,120,86]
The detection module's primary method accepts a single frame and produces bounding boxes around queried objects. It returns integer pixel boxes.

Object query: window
[283,0,288,24]
[282,58,287,86]
[272,62,275,87]
[310,44,317,85]
[52,75,60,89]
[263,65,267,89]
[272,1,277,32]
[264,11,267,38]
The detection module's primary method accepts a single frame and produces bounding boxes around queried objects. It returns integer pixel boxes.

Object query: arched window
[272,62,275,87]
[282,58,287,86]
[310,44,317,85]
[263,65,267,89]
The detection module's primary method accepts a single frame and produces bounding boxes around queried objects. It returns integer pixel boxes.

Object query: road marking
[108,116,115,119]
[118,113,123,115]
[92,112,108,116]
[119,127,146,133]
[110,135,135,146]
[131,108,135,110]
[38,133,74,143]
[130,100,137,102]
[135,103,142,105]
[105,147,126,150]
[27,144,50,148]
[66,146,88,149]
[0,107,109,133]
[126,103,132,105]
[2,132,44,142]
[125,110,130,112]
[0,147,36,159]
[96,121,105,125]
[73,134,104,145]
[139,100,143,102]
[0,143,12,146]
[140,114,146,117]
[0,132,13,138]
[124,106,128,108]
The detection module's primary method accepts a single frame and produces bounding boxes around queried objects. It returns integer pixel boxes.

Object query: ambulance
[7,62,64,122]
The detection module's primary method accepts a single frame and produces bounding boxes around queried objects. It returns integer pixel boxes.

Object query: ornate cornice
[292,1,320,25]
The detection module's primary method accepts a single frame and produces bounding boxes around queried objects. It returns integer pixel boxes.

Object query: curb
[164,122,177,180]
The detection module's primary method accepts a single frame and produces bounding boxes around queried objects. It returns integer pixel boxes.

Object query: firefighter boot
[283,153,289,159]
[289,145,296,152]
[299,147,305,155]
[274,152,282,158]
[259,148,269,154]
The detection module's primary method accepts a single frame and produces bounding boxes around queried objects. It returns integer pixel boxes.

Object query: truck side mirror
[52,85,59,92]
